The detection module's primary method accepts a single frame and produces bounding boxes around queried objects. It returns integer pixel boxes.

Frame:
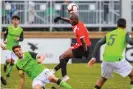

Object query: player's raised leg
[54,48,73,81]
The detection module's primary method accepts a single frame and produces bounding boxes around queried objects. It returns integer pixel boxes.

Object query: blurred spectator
[5,1,17,24]
[103,1,109,24]
[28,1,35,24]
[2,2,8,24]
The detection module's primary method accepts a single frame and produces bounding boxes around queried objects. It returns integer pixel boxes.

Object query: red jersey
[71,21,91,49]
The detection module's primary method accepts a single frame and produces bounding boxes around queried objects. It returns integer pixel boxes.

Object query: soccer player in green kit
[88,18,133,89]
[3,15,23,77]
[12,45,73,89]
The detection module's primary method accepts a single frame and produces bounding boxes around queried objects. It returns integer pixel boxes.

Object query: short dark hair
[117,18,126,28]
[12,15,20,20]
[12,45,21,52]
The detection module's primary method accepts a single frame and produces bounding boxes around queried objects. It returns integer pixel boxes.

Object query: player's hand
[4,41,7,44]
[0,44,6,50]
[16,37,19,41]
[88,58,96,67]
[54,17,61,23]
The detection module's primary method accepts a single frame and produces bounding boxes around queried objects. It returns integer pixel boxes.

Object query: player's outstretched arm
[3,28,8,44]
[126,33,133,45]
[37,55,45,64]
[54,17,70,23]
[0,44,6,50]
[18,70,25,89]
[80,38,88,58]
[88,36,106,67]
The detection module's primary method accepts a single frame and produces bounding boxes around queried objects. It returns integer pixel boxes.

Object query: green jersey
[6,25,23,51]
[16,52,45,80]
[103,28,127,62]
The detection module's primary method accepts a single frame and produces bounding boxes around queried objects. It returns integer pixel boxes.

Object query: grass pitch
[1,64,131,89]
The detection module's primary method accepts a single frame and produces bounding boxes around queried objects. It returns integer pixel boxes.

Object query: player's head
[12,15,20,26]
[117,18,126,28]
[69,13,79,26]
[12,45,23,58]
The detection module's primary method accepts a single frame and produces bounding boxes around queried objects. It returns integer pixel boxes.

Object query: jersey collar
[12,25,19,30]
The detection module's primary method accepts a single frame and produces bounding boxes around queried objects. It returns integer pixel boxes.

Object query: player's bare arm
[3,28,8,44]
[29,52,44,64]
[80,38,88,58]
[0,44,6,50]
[18,70,25,89]
[36,55,45,64]
[88,36,106,67]
[126,33,133,45]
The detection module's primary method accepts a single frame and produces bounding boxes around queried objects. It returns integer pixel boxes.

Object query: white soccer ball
[67,3,79,14]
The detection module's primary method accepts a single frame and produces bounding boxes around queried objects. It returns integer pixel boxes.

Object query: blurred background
[1,0,133,31]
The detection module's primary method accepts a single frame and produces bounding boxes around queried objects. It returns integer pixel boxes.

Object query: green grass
[1,64,131,89]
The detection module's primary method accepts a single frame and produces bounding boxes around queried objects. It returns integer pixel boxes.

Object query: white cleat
[62,75,70,82]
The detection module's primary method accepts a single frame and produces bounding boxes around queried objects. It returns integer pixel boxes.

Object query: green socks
[131,85,133,89]
[59,81,73,89]
[7,64,14,76]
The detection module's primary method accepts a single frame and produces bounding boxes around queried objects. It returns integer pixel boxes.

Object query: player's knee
[48,75,57,83]
[59,54,65,60]
[59,54,69,60]
[101,77,107,81]
[11,59,15,64]
[6,59,11,63]
[34,84,43,89]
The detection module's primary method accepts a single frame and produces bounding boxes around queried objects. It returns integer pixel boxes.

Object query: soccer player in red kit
[53,13,92,81]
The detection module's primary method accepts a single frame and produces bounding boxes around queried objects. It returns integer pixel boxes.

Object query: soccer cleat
[62,75,70,82]
[51,86,57,89]
[6,74,10,77]
[4,65,7,73]
[1,76,7,85]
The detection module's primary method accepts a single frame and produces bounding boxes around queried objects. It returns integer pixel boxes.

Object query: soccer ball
[67,3,79,14]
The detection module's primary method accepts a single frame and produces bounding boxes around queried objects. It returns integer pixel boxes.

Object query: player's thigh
[101,62,113,79]
[71,46,85,58]
[114,60,132,77]
[33,84,43,89]
[32,80,44,89]
[11,52,18,62]
[60,48,73,59]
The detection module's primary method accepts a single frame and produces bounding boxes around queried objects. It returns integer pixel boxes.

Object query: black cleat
[51,86,57,89]
[1,76,7,85]
[6,74,10,77]
[4,65,7,73]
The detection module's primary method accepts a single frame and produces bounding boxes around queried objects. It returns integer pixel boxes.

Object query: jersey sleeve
[18,31,24,41]
[3,28,8,41]
[126,33,133,45]
[29,51,38,59]
[92,36,106,58]
[76,24,86,39]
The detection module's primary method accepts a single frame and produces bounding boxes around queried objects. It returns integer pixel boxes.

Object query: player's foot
[1,76,7,85]
[62,75,70,82]
[51,86,57,89]
[50,69,56,74]
[4,65,7,73]
[6,74,10,77]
